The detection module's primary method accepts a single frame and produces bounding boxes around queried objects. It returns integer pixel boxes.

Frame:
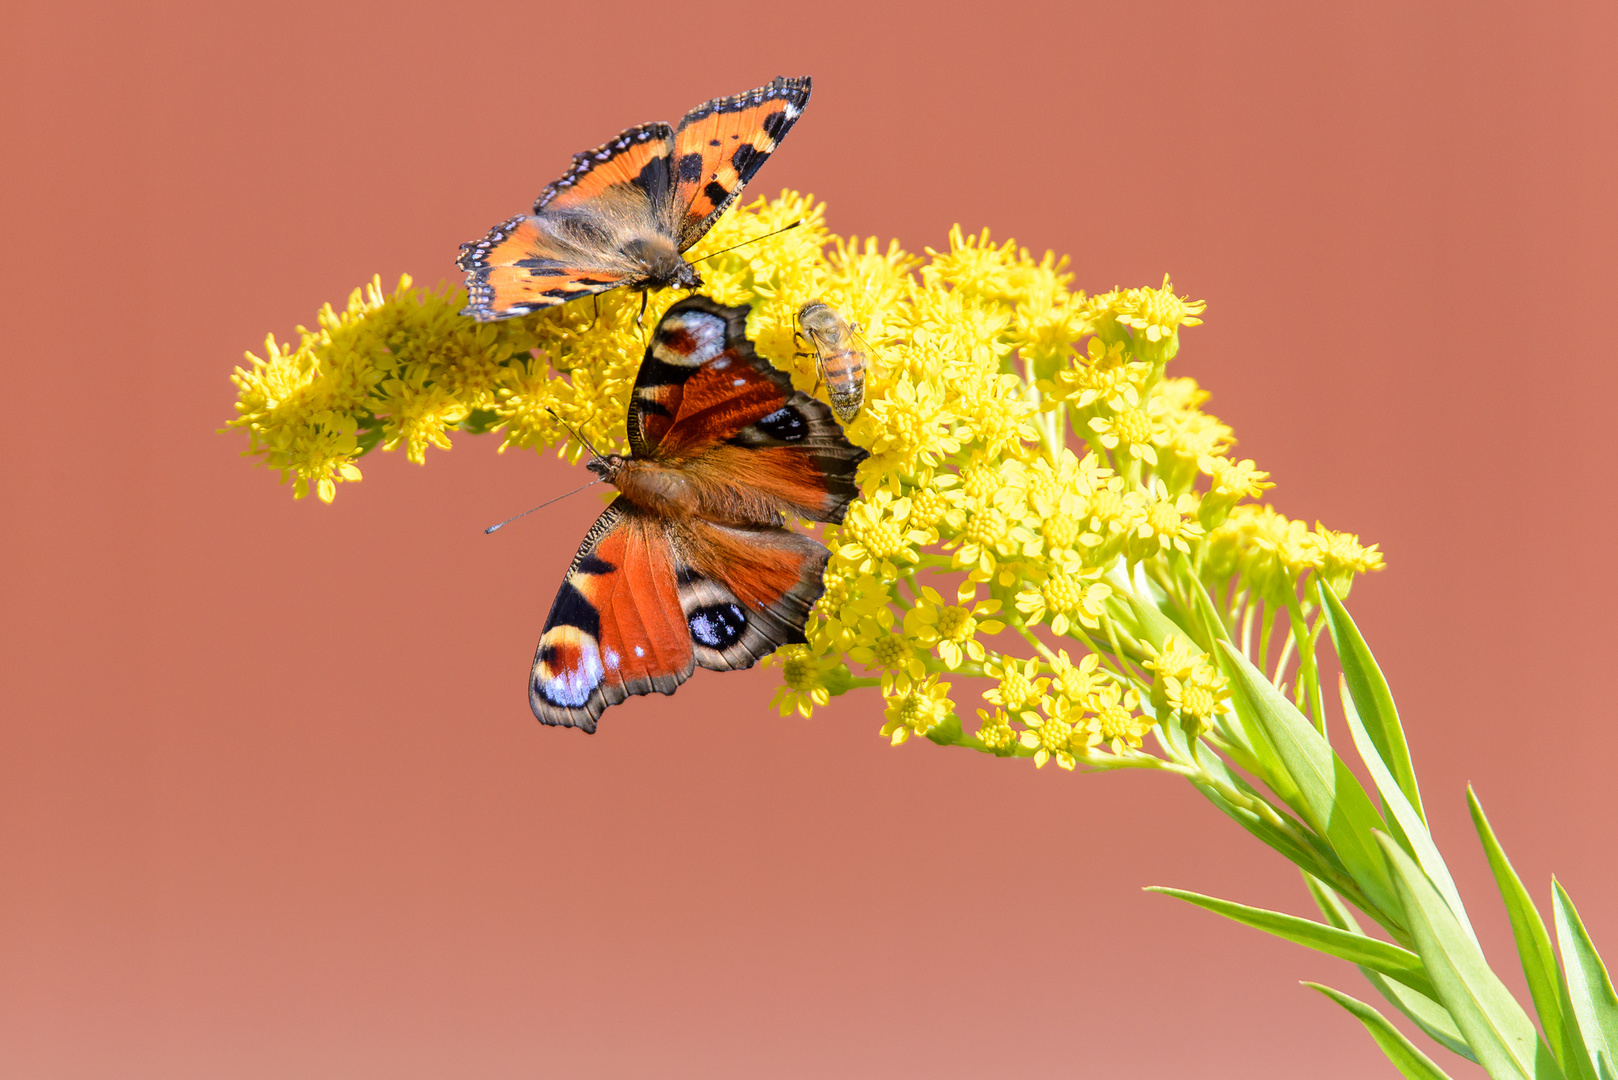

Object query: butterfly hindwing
[676,521,830,671]
[628,296,865,524]
[671,76,812,249]
[530,501,695,732]
[457,215,634,319]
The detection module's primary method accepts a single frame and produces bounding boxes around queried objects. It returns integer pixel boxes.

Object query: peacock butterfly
[529,295,867,732]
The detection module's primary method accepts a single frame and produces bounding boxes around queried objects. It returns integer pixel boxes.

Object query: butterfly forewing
[533,122,675,214]
[628,297,864,524]
[671,76,812,248]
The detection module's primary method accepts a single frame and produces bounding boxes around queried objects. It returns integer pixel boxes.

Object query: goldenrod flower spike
[236,193,1618,1080]
[227,191,1381,768]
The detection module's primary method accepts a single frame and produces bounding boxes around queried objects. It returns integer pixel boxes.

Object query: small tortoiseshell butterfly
[457,77,812,322]
[795,300,868,423]
[529,295,867,732]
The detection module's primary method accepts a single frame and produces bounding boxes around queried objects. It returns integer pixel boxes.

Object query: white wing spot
[733,378,746,386]
[652,311,728,366]
[539,638,604,708]
[634,645,645,657]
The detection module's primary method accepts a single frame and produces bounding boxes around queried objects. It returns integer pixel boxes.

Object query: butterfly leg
[584,293,603,333]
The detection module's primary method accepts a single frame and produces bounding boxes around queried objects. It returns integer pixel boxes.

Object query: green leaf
[1148,886,1436,999]
[1378,834,1563,1080]
[1307,982,1455,1080]
[1554,881,1618,1080]
[1305,873,1477,1062]
[1216,641,1401,921]
[1470,789,1589,1080]
[1191,742,1359,891]
[1339,680,1478,949]
[1187,781,1339,887]
[1110,565,1194,650]
[1317,580,1425,823]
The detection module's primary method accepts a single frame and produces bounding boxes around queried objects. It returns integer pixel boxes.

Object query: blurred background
[3,0,1615,1076]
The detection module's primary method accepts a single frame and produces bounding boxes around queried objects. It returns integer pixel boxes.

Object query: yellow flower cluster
[227,192,1382,774]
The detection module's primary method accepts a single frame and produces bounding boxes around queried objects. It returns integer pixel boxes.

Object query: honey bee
[794,300,868,423]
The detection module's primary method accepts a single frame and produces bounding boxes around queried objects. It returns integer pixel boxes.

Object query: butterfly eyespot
[534,636,604,708]
[652,311,729,366]
[757,406,807,442]
[689,603,746,649]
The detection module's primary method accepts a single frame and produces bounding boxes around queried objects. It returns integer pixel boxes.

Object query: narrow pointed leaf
[1470,790,1588,1080]
[1307,983,1455,1080]
[1306,873,1476,1062]
[1214,636,1310,819]
[1317,580,1425,822]
[1340,680,1478,948]
[1217,640,1401,920]
[1149,886,1435,998]
[1192,743,1387,929]
[1187,781,1339,888]
[1554,881,1618,1080]
[1378,834,1562,1080]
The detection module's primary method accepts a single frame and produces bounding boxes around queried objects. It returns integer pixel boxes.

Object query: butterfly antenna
[483,477,606,535]
[690,220,803,264]
[544,407,604,461]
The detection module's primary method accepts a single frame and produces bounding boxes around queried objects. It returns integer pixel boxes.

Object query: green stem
[1257,603,1276,679]
[1271,627,1296,687]
[1065,616,1147,688]
[1011,621,1061,666]
[1281,583,1326,736]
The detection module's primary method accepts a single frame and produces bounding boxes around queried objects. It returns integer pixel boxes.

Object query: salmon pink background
[4,1,1616,1076]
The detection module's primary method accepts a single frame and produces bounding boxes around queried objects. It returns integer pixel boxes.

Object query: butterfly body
[795,300,867,423]
[458,79,811,321]
[529,296,866,732]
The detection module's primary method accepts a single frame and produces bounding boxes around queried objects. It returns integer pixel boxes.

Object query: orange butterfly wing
[456,215,634,319]
[533,121,674,214]
[457,124,674,320]
[671,77,812,249]
[529,502,694,732]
